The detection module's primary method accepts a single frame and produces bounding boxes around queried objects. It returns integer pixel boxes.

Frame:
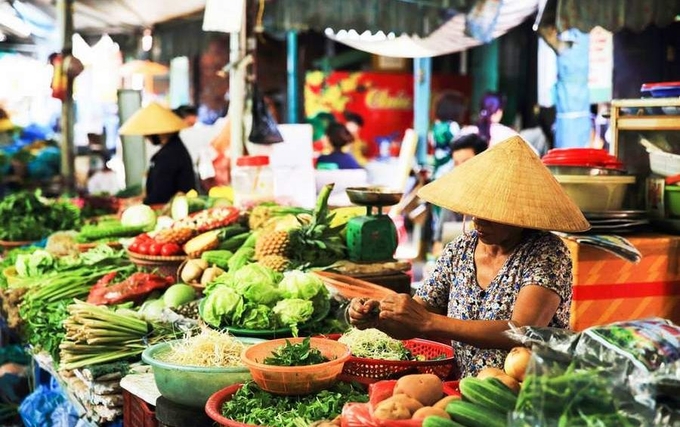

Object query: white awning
[327,0,539,58]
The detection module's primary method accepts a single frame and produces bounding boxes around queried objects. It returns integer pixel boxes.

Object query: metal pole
[286,31,299,124]
[58,0,75,194]
[229,2,247,164]
[413,57,432,165]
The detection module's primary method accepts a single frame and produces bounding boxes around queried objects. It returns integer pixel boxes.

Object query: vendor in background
[316,123,363,170]
[119,103,196,205]
[431,134,488,256]
[87,152,121,195]
[431,92,467,180]
[173,105,199,127]
[347,136,590,377]
[343,111,369,166]
[460,92,517,146]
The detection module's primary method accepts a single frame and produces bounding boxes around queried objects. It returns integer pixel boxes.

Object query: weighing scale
[345,187,402,262]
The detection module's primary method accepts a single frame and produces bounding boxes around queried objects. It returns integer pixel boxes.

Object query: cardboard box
[563,233,680,331]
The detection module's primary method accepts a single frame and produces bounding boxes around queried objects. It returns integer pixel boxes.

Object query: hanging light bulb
[142,28,153,52]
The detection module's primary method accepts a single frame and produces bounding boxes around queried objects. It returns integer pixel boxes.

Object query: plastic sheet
[507,318,680,427]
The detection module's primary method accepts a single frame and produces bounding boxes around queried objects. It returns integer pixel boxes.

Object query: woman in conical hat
[347,135,590,378]
[119,102,196,205]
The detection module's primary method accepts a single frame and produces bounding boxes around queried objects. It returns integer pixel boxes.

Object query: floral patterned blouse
[416,230,572,378]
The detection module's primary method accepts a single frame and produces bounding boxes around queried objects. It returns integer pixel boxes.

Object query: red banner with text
[304,71,471,159]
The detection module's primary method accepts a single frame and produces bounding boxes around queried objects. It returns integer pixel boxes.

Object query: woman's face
[472,217,523,246]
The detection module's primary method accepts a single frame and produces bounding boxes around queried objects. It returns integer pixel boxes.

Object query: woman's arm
[378,286,560,350]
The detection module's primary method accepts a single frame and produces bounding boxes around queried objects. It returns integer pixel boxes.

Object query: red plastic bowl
[205,384,257,427]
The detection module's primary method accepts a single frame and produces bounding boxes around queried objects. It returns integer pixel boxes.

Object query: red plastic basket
[205,384,258,427]
[123,389,158,427]
[323,334,456,385]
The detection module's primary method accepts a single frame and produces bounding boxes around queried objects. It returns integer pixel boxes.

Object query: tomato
[137,233,153,241]
[137,242,151,255]
[128,241,140,253]
[148,242,164,256]
[160,243,181,256]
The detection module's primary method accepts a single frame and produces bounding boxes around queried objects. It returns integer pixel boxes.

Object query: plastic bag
[19,380,66,427]
[341,379,460,427]
[248,84,283,145]
[507,318,680,427]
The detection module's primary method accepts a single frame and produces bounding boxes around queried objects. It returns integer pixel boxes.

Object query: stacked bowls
[543,148,635,212]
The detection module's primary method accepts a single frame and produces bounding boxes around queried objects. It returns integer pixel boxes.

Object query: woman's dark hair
[343,111,364,127]
[477,92,505,143]
[451,133,488,155]
[326,122,353,149]
[173,105,198,118]
[435,92,466,123]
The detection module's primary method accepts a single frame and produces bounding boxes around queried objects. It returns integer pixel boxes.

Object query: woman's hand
[346,297,381,329]
[377,294,433,340]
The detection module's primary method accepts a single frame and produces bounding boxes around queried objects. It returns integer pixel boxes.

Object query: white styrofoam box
[649,151,680,177]
[272,166,316,209]
[245,124,314,169]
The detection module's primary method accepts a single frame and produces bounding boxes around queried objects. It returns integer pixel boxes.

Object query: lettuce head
[278,271,329,300]
[233,264,282,288]
[238,303,274,330]
[272,298,314,330]
[198,287,245,328]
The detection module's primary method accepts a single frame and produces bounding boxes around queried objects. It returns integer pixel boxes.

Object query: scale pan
[346,186,403,206]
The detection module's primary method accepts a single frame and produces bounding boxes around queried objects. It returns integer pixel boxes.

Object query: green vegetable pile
[200,267,330,335]
[264,337,329,366]
[0,191,81,241]
[221,381,368,427]
[17,245,134,360]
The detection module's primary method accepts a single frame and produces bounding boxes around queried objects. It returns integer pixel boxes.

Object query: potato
[477,366,505,380]
[393,374,444,406]
[432,395,460,411]
[411,406,451,420]
[373,398,412,420]
[383,394,423,414]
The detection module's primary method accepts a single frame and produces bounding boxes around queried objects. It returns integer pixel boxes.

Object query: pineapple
[255,230,290,259]
[183,230,220,258]
[258,255,291,273]
[253,186,345,268]
[155,227,195,245]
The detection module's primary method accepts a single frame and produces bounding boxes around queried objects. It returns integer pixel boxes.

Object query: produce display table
[564,232,680,331]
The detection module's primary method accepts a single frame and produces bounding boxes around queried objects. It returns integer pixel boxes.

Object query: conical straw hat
[119,102,188,136]
[418,135,590,233]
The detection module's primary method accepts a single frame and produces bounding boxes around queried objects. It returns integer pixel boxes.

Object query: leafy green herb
[263,337,329,366]
[221,381,368,427]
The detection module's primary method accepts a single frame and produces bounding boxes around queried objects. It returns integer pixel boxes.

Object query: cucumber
[459,377,517,414]
[201,250,234,270]
[422,415,466,427]
[445,400,506,427]
[218,232,251,251]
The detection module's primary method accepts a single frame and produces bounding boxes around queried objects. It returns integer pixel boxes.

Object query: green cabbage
[238,303,274,330]
[235,281,281,306]
[15,250,54,277]
[120,204,156,229]
[273,298,314,329]
[198,286,245,328]
[233,264,282,288]
[278,271,329,300]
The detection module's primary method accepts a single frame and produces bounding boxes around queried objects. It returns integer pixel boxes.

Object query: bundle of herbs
[221,381,368,427]
[0,191,81,242]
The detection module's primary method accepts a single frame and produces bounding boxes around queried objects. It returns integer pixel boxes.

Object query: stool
[155,396,213,427]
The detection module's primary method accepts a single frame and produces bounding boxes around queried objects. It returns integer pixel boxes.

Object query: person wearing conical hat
[119,103,196,205]
[347,135,589,378]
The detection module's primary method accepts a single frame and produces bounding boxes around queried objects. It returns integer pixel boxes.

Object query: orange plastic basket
[323,334,456,385]
[240,337,351,396]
